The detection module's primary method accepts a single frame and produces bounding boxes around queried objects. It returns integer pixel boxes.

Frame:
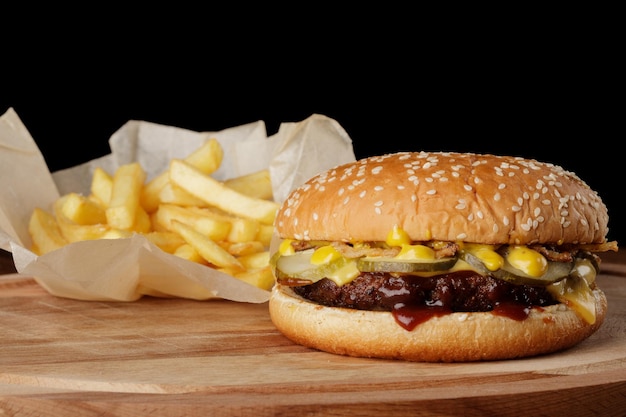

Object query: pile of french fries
[28,138,279,291]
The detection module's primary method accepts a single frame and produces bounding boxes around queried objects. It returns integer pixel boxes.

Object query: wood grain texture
[1,251,625,416]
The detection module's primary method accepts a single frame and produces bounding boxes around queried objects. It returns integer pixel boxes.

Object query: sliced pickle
[495,260,573,286]
[459,250,573,286]
[271,249,353,284]
[356,256,458,273]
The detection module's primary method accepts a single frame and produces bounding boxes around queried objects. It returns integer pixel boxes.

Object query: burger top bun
[275,152,609,245]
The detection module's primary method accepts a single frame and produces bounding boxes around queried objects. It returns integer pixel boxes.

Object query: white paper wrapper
[0,108,356,303]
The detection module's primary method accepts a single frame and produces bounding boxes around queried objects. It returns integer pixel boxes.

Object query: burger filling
[271,225,617,330]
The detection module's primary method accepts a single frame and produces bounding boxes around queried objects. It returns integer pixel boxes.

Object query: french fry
[157,182,209,207]
[220,241,265,257]
[227,217,260,243]
[141,138,223,212]
[224,169,274,200]
[143,231,186,253]
[140,171,169,213]
[54,196,112,242]
[237,250,271,270]
[60,192,107,225]
[90,167,113,206]
[173,243,209,265]
[154,204,231,241]
[28,207,69,255]
[169,159,279,225]
[183,137,224,174]
[129,206,151,234]
[170,220,244,272]
[234,266,275,291]
[106,162,146,230]
[255,224,275,247]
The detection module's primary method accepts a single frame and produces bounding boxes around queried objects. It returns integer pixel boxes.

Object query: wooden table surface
[1,249,625,416]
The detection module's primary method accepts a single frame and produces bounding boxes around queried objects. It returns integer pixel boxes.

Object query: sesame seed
[426,189,437,195]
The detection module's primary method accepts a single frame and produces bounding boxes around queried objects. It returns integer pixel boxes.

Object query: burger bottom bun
[269,284,608,362]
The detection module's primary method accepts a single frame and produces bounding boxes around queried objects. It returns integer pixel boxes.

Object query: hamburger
[268,151,618,362]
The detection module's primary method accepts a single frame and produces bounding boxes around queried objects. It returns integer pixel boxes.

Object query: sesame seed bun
[275,151,609,245]
[269,284,607,362]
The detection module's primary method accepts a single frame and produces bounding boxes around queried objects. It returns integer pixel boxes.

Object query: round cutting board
[0,252,625,416]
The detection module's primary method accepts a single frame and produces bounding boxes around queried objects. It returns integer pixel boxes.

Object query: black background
[1,20,622,245]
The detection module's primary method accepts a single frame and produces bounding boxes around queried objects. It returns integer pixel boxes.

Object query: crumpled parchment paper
[0,108,356,302]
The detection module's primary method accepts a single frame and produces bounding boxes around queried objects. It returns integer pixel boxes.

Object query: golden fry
[106,162,146,230]
[173,243,209,265]
[60,192,107,225]
[224,169,274,200]
[141,138,223,213]
[169,159,279,225]
[234,266,275,291]
[28,207,69,255]
[90,167,113,206]
[143,231,186,254]
[170,220,243,272]
[154,204,231,241]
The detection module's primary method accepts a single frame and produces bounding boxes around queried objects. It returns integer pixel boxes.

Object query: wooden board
[1,252,625,416]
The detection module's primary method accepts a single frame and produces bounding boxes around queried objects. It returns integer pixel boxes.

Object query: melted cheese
[547,259,598,324]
